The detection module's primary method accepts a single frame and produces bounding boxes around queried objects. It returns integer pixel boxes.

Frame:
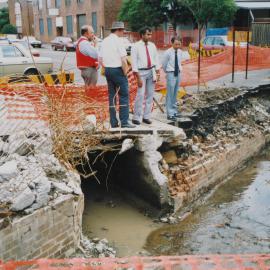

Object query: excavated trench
[78,84,270,256]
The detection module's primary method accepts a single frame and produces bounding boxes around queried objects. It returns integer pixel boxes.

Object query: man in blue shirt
[162,36,183,121]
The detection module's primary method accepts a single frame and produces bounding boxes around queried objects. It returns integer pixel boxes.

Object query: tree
[180,0,237,31]
[1,24,17,34]
[118,0,193,31]
[118,0,165,31]
[0,7,10,32]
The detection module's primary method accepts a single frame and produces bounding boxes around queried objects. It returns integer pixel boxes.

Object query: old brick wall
[0,194,84,261]
[104,0,123,36]
[163,131,270,212]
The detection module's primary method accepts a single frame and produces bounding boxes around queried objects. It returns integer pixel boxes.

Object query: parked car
[0,43,53,76]
[22,36,42,48]
[191,35,247,51]
[51,37,75,51]
[9,39,40,57]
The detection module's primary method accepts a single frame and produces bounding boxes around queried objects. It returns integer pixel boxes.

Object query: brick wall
[0,194,84,261]
[103,0,123,36]
[162,131,270,212]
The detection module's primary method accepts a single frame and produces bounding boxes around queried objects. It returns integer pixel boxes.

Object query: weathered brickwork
[162,130,270,212]
[0,194,84,261]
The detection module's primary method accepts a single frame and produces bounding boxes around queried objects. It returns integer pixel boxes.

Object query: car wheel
[52,45,57,51]
[24,69,39,76]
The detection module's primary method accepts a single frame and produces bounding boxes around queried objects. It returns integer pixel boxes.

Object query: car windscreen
[60,38,72,43]
[0,45,24,57]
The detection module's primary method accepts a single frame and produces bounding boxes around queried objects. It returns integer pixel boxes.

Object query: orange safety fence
[0,46,270,123]
[179,45,270,87]
[1,254,270,270]
[126,29,202,48]
[0,69,139,124]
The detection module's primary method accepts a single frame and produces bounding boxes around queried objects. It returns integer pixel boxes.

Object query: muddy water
[83,151,270,257]
[82,184,161,256]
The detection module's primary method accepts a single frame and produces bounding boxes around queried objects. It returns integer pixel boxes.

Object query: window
[92,12,97,33]
[204,37,214,45]
[47,0,52,8]
[39,19,44,35]
[214,37,226,46]
[38,0,42,9]
[66,16,73,34]
[55,0,61,8]
[65,0,71,6]
[77,14,86,34]
[1,46,24,58]
[47,18,52,36]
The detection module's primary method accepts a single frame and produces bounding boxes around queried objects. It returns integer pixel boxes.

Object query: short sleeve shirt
[100,33,127,68]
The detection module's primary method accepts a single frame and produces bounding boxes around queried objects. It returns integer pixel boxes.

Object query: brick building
[8,0,35,37]
[32,0,123,43]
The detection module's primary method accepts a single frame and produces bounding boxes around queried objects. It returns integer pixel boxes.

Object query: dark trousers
[105,67,129,127]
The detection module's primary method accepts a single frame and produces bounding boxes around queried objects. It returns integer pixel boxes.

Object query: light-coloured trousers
[166,72,180,117]
[133,69,155,121]
[81,67,98,86]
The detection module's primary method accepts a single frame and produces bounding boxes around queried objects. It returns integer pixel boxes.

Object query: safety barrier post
[232,27,236,83]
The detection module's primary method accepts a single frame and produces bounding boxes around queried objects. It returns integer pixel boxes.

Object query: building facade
[32,0,122,42]
[8,0,35,37]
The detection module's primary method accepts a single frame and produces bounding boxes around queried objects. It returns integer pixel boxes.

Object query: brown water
[82,150,270,257]
[82,184,161,256]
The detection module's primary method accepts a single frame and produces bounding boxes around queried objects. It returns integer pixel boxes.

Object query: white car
[9,39,40,57]
[191,35,247,51]
[22,36,42,48]
[0,43,53,76]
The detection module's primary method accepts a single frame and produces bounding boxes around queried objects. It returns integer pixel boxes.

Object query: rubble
[72,235,116,258]
[165,86,270,204]
[0,130,82,215]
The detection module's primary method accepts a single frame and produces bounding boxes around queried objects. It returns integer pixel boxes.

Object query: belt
[138,66,155,71]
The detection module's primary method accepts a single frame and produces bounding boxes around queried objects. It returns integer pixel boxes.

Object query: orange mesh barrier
[1,255,270,270]
[0,46,270,123]
[0,69,138,123]
[179,46,270,87]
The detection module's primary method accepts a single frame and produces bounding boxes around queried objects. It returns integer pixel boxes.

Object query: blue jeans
[166,72,180,117]
[105,67,129,127]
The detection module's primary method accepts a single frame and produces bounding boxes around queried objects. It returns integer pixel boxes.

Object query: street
[39,44,107,85]
[38,44,190,86]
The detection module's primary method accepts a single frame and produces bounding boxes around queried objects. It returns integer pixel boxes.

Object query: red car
[51,37,75,51]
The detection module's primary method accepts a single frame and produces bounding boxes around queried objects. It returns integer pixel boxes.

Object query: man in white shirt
[100,21,135,128]
[131,27,160,125]
[162,36,183,121]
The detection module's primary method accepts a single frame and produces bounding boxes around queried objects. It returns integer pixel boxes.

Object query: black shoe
[132,119,141,125]
[122,122,136,128]
[142,118,152,124]
[111,124,119,128]
[167,115,176,121]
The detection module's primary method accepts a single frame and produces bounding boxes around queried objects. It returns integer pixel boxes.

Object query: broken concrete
[0,129,84,261]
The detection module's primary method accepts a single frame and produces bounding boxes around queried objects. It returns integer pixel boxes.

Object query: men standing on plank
[131,27,160,125]
[100,21,135,128]
[162,36,183,120]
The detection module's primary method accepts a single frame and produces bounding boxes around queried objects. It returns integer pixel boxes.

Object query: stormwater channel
[81,147,270,257]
